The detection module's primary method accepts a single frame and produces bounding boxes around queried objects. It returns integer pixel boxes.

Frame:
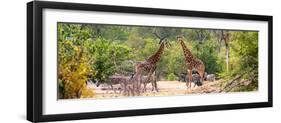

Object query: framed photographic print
[27,1,273,122]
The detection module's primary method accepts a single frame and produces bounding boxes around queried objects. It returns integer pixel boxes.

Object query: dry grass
[87,80,223,99]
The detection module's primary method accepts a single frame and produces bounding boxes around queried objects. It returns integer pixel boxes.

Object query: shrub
[167,73,177,81]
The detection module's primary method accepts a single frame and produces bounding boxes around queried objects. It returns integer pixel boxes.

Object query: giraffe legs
[150,71,157,92]
[146,70,154,91]
[135,73,142,95]
[144,67,158,92]
[198,71,204,85]
[198,64,205,85]
[143,82,147,92]
[187,69,192,89]
[129,70,140,96]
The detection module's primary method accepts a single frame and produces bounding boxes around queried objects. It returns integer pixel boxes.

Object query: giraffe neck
[179,39,194,63]
[147,43,165,64]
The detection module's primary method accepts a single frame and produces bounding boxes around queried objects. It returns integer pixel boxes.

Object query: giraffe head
[160,38,171,48]
[176,35,184,42]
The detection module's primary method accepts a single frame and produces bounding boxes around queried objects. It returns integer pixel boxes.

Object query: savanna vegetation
[58,23,258,99]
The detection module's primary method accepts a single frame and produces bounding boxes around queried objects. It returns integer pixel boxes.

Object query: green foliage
[99,26,129,41]
[58,23,95,99]
[57,23,259,98]
[189,40,222,74]
[232,32,258,70]
[218,32,258,92]
[167,73,177,81]
[231,32,258,91]
[89,38,134,83]
[161,41,186,75]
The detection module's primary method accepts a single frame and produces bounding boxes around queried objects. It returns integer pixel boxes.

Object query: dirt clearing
[88,80,223,99]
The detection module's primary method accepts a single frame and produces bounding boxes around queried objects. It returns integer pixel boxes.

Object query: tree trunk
[226,45,229,72]
[222,30,230,73]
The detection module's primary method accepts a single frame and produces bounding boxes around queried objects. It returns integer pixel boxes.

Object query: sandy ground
[88,80,222,99]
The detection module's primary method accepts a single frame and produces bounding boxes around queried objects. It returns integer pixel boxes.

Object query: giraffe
[132,41,166,93]
[177,35,205,88]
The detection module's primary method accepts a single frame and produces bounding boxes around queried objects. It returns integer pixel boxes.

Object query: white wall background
[0,0,280,122]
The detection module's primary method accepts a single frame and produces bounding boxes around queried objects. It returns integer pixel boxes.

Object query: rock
[206,74,215,82]
[204,72,208,80]
[178,73,202,85]
[178,73,187,82]
[192,74,202,86]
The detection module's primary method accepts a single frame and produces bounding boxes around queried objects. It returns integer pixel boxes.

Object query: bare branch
[153,30,168,44]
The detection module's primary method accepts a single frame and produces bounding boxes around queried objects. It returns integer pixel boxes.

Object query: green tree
[58,23,95,99]
[220,31,258,92]
[89,38,134,83]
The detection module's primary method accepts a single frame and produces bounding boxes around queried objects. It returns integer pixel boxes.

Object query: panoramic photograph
[57,22,258,99]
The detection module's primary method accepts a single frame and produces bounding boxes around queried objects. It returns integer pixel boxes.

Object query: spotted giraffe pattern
[177,35,205,88]
[133,42,165,92]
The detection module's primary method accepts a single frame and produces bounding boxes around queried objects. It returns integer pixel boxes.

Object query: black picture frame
[27,1,273,122]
